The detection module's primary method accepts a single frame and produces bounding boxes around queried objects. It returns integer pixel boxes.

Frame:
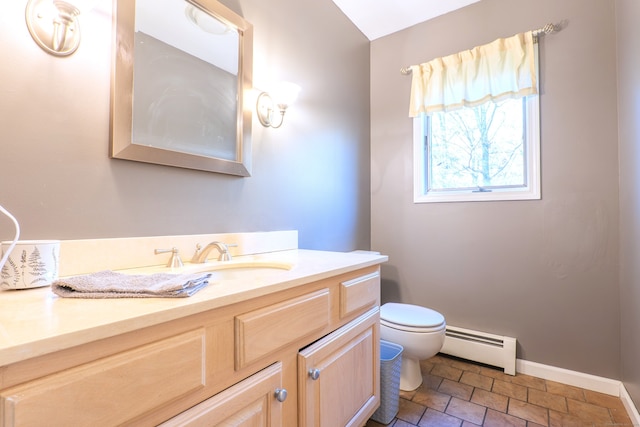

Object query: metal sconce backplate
[26,0,81,56]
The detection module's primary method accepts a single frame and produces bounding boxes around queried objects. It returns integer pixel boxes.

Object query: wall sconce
[25,0,95,56]
[256,82,301,128]
[184,3,231,35]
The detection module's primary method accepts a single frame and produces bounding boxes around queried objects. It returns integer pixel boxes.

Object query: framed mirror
[111,0,253,176]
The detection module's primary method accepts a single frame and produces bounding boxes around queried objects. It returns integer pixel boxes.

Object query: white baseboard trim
[517,359,640,425]
[517,359,621,395]
[619,384,640,426]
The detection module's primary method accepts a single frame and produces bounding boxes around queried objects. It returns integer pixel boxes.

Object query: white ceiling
[331,0,481,40]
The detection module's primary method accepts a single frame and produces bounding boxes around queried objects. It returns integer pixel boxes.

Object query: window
[413,95,540,203]
[407,30,541,203]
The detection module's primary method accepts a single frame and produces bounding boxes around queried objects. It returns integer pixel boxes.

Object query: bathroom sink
[122,256,295,276]
[203,266,291,280]
[117,253,295,279]
[182,260,294,276]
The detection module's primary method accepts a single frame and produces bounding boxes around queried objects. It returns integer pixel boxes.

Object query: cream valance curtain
[408,31,538,117]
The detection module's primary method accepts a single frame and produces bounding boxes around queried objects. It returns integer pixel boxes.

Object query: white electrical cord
[0,204,20,271]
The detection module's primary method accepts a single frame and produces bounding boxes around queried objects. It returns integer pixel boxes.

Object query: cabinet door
[298,308,380,427]
[160,362,285,427]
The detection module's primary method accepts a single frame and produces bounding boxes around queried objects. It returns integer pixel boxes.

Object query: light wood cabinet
[339,272,380,319]
[235,288,330,369]
[298,309,380,427]
[0,266,381,426]
[160,362,284,427]
[0,329,207,426]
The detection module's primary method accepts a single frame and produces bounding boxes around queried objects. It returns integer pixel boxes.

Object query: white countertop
[0,249,387,366]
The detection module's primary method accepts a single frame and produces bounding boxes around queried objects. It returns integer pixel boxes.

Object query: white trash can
[370,340,403,424]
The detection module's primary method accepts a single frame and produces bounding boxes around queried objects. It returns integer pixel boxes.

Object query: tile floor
[365,354,635,427]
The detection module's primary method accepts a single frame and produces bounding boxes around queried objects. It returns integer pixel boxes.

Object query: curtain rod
[400,23,557,75]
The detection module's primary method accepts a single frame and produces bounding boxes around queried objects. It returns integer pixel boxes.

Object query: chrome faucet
[191,241,233,263]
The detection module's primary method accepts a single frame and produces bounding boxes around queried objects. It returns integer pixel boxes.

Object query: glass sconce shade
[256,82,301,128]
[270,82,301,109]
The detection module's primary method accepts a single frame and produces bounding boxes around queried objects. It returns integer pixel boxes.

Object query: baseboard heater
[440,326,517,375]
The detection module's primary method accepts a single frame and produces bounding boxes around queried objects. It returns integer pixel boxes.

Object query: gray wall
[4,0,635,396]
[617,0,640,405]
[371,0,621,379]
[0,0,371,252]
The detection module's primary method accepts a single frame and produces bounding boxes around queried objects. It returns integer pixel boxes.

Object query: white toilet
[380,302,446,391]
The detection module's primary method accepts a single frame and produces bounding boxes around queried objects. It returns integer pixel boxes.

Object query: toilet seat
[380,303,445,333]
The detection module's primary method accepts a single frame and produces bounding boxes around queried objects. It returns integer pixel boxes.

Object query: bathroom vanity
[0,244,386,426]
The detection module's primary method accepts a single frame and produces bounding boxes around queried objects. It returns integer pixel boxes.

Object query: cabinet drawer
[235,289,330,369]
[0,329,206,427]
[340,271,380,319]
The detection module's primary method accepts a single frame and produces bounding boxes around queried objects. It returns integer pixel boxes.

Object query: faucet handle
[155,247,184,268]
[219,243,238,261]
[191,243,203,263]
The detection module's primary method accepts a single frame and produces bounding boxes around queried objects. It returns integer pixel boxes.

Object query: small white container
[1,240,60,290]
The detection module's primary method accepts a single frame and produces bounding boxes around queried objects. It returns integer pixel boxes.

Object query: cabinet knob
[274,388,288,402]
[308,368,321,380]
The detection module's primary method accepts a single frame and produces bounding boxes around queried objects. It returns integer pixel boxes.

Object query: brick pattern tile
[584,389,627,410]
[471,388,508,412]
[446,397,486,424]
[507,399,548,425]
[423,372,445,391]
[484,408,526,427]
[461,371,494,391]
[545,380,585,402]
[419,408,462,427]
[548,409,587,427]
[449,358,483,374]
[509,374,546,391]
[566,398,613,424]
[432,363,464,382]
[364,354,636,427]
[439,378,474,400]
[412,388,450,412]
[611,407,635,425]
[527,388,567,412]
[493,379,528,401]
[396,398,427,424]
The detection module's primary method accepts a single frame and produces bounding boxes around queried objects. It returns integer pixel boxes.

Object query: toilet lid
[380,303,445,328]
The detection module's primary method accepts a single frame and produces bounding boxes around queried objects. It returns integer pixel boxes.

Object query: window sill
[414,189,541,204]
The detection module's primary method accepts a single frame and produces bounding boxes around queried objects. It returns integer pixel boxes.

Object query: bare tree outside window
[426,98,526,192]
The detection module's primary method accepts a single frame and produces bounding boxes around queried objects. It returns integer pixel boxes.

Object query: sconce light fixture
[184,3,231,35]
[25,0,95,56]
[256,82,301,128]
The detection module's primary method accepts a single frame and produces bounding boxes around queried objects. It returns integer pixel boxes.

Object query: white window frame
[413,95,541,203]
